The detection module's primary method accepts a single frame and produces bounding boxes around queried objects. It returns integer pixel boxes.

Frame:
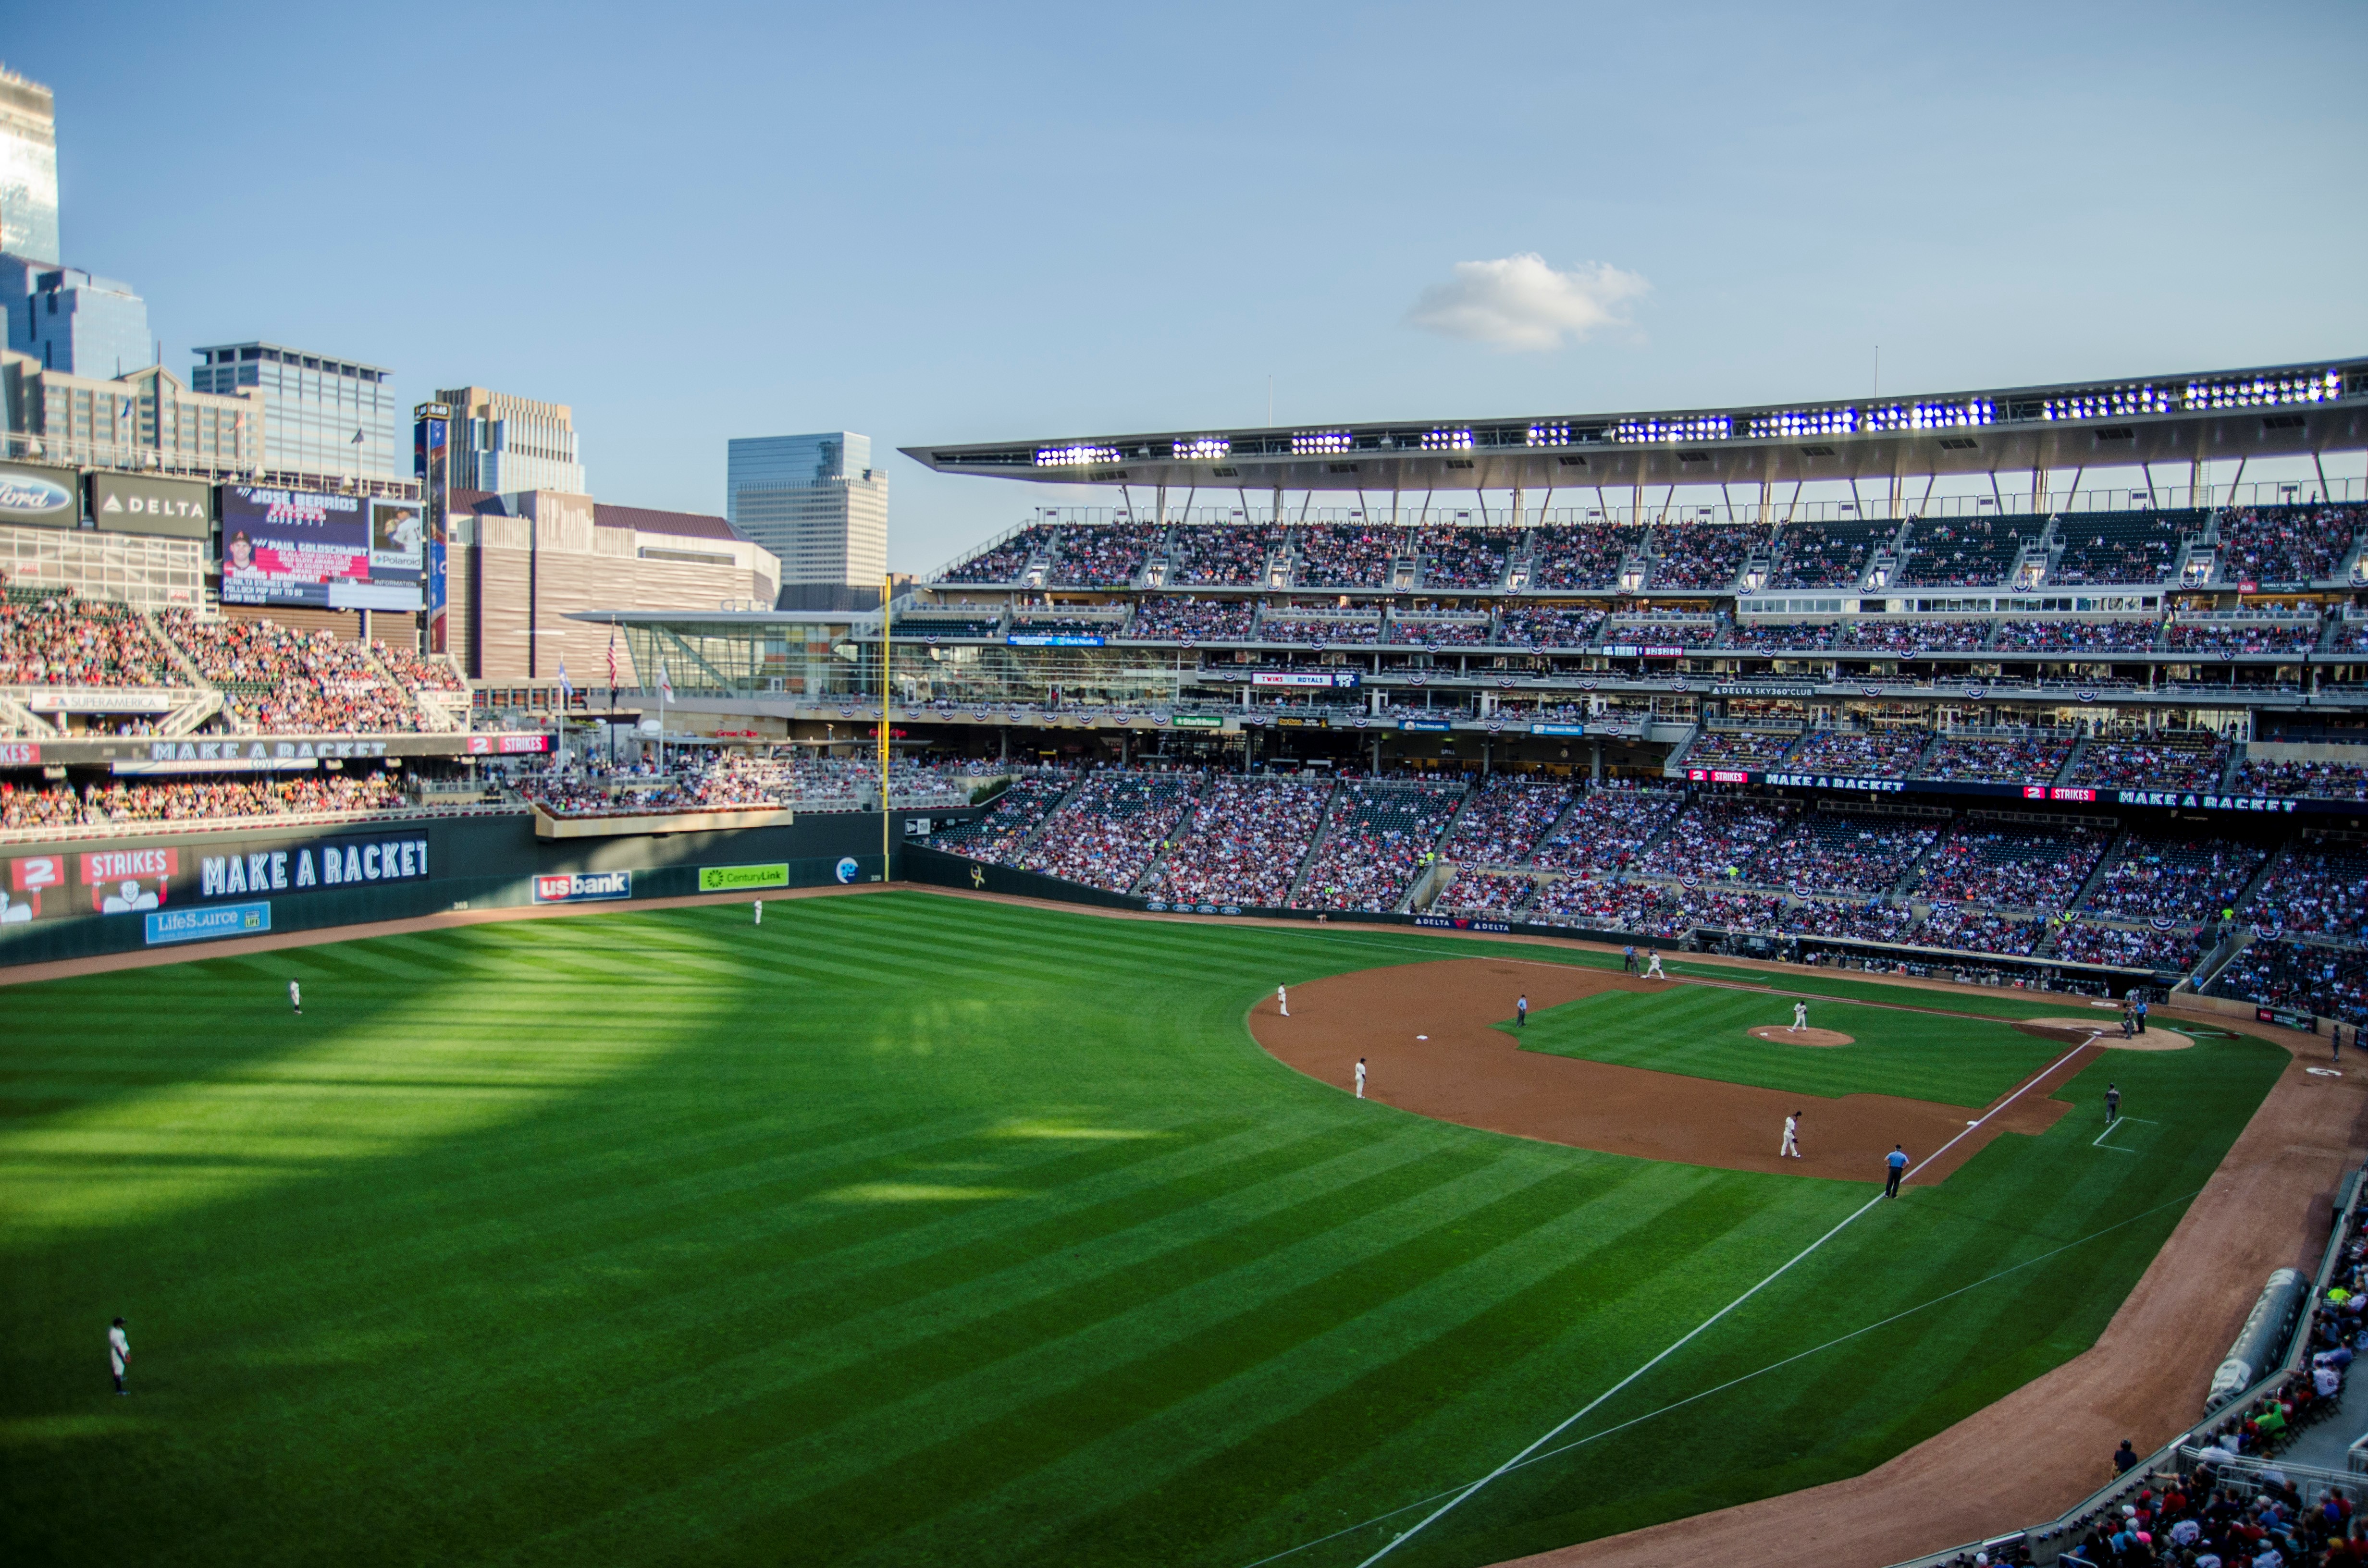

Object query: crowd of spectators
[1785,729,1933,778]
[376,642,468,694]
[1531,789,1683,871]
[1991,619,2163,655]
[1604,617,1723,649]
[1912,904,2049,956]
[1724,621,1840,652]
[2068,735,2233,790]
[1122,598,1256,641]
[1432,870,1539,916]
[1530,874,1682,935]
[1528,524,1642,590]
[162,612,432,734]
[2212,937,2368,1017]
[1780,897,1921,944]
[1769,519,1886,589]
[1636,797,1798,879]
[1013,771,1204,893]
[1684,729,1801,767]
[2081,833,2266,924]
[2236,759,2368,802]
[1915,732,2076,783]
[1646,521,1762,590]
[1679,888,1788,933]
[939,525,1055,583]
[1496,605,1606,649]
[1388,616,1492,648]
[0,596,186,687]
[1296,525,1403,588]
[2244,842,2368,944]
[1142,777,1330,907]
[928,773,1073,859]
[1,772,408,831]
[1413,527,1516,589]
[1049,523,1166,587]
[2050,919,2206,973]
[2166,619,2322,657]
[1912,820,2111,910]
[1749,812,1939,897]
[1294,781,1464,912]
[2214,503,2365,585]
[1838,619,1993,655]
[1261,616,1382,645]
[1899,516,2038,588]
[1444,776,1573,865]
[902,616,1005,641]
[2048,514,2184,585]
[1173,524,1284,586]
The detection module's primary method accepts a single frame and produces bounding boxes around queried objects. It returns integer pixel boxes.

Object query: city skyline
[6,1,2367,573]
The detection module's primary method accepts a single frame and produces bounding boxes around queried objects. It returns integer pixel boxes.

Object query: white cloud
[1404,253,1650,351]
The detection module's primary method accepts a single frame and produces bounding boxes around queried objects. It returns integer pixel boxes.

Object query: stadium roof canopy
[905,355,2368,496]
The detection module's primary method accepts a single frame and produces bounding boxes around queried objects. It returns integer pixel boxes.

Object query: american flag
[606,628,618,691]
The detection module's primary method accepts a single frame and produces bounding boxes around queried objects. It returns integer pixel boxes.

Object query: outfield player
[753,899,763,926]
[1791,1001,1807,1033]
[1516,994,1528,1029]
[1884,1145,1909,1198]
[1780,1112,1801,1159]
[109,1317,130,1395]
[289,979,301,1016]
[1643,950,1665,980]
[1355,1057,1366,1098]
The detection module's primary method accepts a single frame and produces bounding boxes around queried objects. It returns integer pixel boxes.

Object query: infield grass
[0,892,2288,1568]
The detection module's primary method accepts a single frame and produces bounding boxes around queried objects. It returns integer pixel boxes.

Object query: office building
[436,385,585,495]
[2,261,150,376]
[726,430,888,604]
[192,341,399,482]
[1,348,259,473]
[0,65,58,265]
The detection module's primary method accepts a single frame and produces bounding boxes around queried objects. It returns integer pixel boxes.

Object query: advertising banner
[81,847,177,913]
[415,408,450,653]
[698,862,789,893]
[1171,713,1224,729]
[90,472,213,539]
[1250,671,1360,688]
[146,901,271,946]
[1398,719,1454,732]
[220,486,371,606]
[1006,633,1106,648]
[467,734,552,755]
[0,459,80,528]
[195,831,430,902]
[1530,723,1588,736]
[0,741,41,765]
[533,870,632,903]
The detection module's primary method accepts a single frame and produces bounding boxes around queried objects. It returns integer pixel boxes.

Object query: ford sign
[0,461,77,528]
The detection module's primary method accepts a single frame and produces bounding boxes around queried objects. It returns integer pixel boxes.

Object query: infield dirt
[1251,958,2080,1185]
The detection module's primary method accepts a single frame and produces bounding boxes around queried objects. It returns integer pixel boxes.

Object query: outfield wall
[0,808,966,966]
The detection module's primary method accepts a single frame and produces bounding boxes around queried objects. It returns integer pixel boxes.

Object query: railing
[0,429,422,500]
[0,799,527,847]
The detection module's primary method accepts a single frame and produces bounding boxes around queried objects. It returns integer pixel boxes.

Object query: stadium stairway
[1519,789,1591,869]
[157,690,224,737]
[355,642,456,733]
[2179,924,2257,997]
[1125,787,1207,896]
[1012,773,1092,857]
[2229,839,2291,928]
[0,690,57,738]
[1282,780,1348,906]
[1661,722,1706,774]
[139,607,212,690]
[2051,736,2090,786]
[1886,822,1950,899]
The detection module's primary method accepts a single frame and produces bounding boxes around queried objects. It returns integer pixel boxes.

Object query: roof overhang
[904,355,2368,494]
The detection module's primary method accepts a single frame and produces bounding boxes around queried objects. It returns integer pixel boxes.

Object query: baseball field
[0,891,2290,1567]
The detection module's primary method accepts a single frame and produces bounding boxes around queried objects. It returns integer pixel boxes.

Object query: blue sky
[12,0,2367,571]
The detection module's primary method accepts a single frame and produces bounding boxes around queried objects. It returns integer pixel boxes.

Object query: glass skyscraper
[726,431,889,597]
[3,262,150,376]
[0,65,58,265]
[191,341,399,481]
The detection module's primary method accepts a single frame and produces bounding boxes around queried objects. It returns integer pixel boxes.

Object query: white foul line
[1353,1031,2103,1567]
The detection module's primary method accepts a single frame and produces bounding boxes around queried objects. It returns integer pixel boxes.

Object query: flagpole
[879,572,892,882]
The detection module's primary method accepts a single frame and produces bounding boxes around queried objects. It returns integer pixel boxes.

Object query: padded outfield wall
[0,808,966,966]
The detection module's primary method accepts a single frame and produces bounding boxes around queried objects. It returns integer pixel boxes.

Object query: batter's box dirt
[1252,958,2078,1186]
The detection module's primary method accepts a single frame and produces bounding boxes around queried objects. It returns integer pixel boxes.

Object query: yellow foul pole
[879,573,892,880]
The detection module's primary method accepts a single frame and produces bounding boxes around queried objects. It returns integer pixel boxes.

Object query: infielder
[1644,950,1665,980]
[1277,985,1289,1018]
[288,979,302,1016]
[109,1317,130,1395]
[1780,1111,1801,1159]
[2105,1083,2121,1125]
[1884,1144,1909,1198]
[1354,1057,1366,1099]
[1791,1001,1808,1033]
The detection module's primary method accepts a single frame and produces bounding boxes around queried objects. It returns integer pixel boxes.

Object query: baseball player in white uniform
[1277,985,1289,1017]
[753,899,763,926]
[1780,1112,1802,1159]
[1644,951,1665,980]
[1791,1001,1808,1033]
[109,1317,130,1394]
[1354,1057,1366,1098]
[289,979,302,1016]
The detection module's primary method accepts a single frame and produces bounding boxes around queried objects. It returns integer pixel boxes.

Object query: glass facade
[0,67,59,265]
[191,342,398,481]
[726,431,888,590]
[6,264,150,377]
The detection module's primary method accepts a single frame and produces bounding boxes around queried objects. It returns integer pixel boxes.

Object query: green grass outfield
[0,893,2288,1568]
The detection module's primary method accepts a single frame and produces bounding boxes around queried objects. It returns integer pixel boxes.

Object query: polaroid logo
[532,870,632,903]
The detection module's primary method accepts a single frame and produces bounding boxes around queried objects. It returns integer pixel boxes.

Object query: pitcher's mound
[1748,1025,1854,1048]
[2017,1017,2194,1051]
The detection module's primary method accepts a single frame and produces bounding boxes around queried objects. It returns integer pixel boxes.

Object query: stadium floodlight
[1035,442,1123,467]
[2182,368,2342,411]
[1292,430,1354,455]
[1422,428,1474,451]
[2040,385,2172,421]
[1744,406,1859,440]
[1526,422,1571,447]
[1611,414,1732,444]
[1171,436,1231,461]
[1863,399,1996,432]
